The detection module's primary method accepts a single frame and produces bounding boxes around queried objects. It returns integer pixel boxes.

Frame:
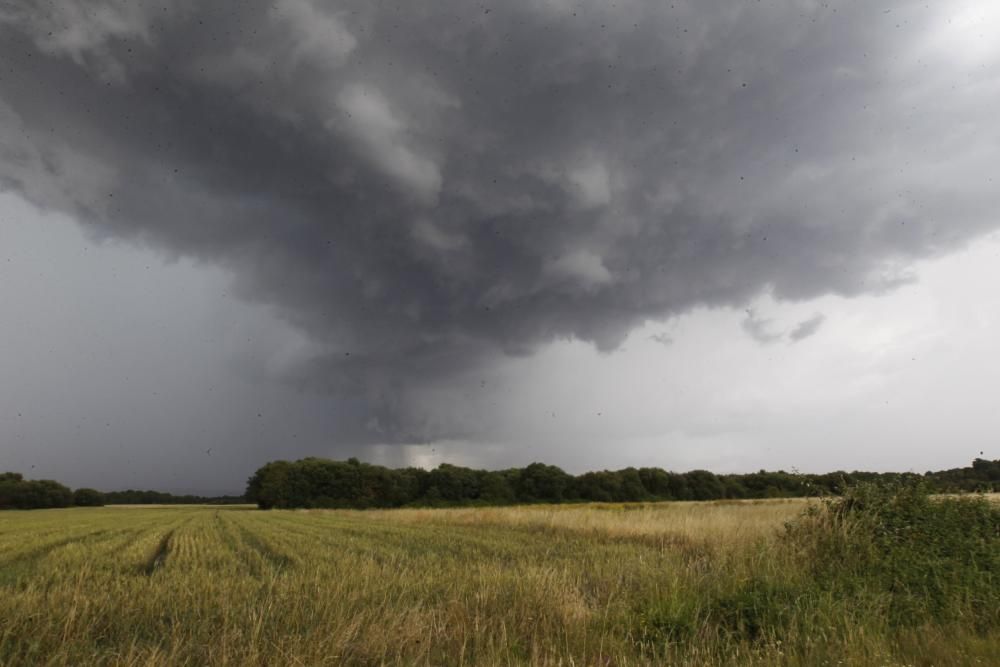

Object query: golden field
[0,496,997,666]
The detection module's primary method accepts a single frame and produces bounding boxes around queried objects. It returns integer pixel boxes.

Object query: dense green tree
[479,471,516,504]
[637,467,675,499]
[101,490,243,504]
[73,488,105,507]
[223,456,989,509]
[428,464,482,502]
[722,477,748,499]
[516,463,574,502]
[5,458,999,512]
[683,470,726,501]
[0,473,73,509]
[246,460,293,509]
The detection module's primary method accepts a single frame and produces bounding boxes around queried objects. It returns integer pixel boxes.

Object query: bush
[788,481,1000,629]
[635,482,1000,655]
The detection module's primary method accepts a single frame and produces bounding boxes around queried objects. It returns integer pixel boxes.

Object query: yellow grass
[0,499,996,666]
[356,497,812,549]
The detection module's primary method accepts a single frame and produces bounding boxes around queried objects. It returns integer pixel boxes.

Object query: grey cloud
[789,314,826,343]
[741,309,783,345]
[649,332,674,346]
[2,0,999,443]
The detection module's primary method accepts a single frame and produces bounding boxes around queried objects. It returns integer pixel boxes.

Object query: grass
[0,492,997,665]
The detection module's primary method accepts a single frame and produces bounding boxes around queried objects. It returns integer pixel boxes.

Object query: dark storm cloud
[2,0,998,441]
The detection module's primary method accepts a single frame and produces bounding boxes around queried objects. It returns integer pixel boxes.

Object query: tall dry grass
[0,494,996,666]
[355,497,811,548]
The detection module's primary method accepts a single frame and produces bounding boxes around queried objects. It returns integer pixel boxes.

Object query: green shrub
[788,481,1000,629]
[635,482,1000,656]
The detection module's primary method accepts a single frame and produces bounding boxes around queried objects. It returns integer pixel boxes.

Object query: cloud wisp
[789,314,826,343]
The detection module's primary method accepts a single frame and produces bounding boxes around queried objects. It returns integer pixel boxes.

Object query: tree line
[102,490,245,505]
[0,472,242,510]
[245,457,1000,509]
[4,458,997,510]
[0,473,102,509]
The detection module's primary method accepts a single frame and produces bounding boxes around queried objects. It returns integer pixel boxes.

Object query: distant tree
[479,471,516,504]
[101,489,240,505]
[428,464,481,503]
[246,460,293,509]
[73,488,105,507]
[0,473,73,509]
[618,468,649,501]
[575,471,616,502]
[722,477,748,499]
[972,458,1000,482]
[516,463,573,502]
[637,467,674,499]
[664,472,693,500]
[682,470,725,501]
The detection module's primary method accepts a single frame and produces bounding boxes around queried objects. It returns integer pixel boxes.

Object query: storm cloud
[2,0,999,444]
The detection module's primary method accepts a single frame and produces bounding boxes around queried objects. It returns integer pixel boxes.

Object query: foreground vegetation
[0,485,997,665]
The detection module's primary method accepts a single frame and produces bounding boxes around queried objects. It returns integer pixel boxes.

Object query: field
[1,496,998,666]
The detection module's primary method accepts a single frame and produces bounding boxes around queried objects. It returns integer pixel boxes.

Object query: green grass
[0,491,997,665]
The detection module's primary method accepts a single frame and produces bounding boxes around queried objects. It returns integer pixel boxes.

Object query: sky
[1,1,999,494]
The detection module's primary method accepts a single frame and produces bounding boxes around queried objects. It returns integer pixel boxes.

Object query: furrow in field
[5,528,150,589]
[212,512,271,577]
[0,528,113,567]
[233,512,439,562]
[218,512,294,574]
[0,522,108,561]
[141,530,173,575]
[261,511,602,561]
[225,512,371,561]
[116,513,198,576]
[230,512,532,576]
[0,528,122,587]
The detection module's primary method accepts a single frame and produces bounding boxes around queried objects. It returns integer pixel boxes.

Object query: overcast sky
[1,1,999,494]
